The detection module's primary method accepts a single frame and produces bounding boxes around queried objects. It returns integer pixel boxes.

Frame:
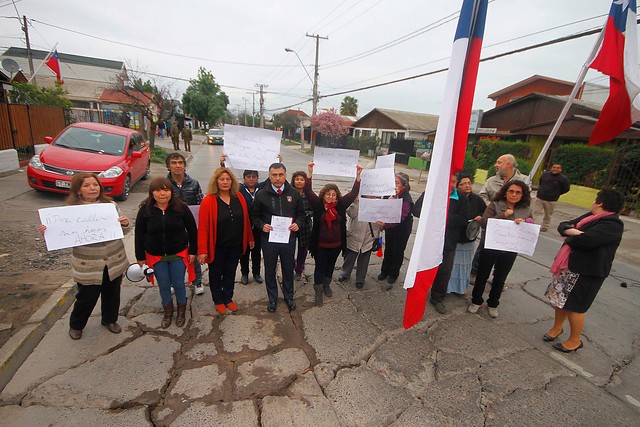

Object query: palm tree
[340,96,358,116]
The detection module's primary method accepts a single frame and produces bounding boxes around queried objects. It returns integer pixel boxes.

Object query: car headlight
[29,154,45,170]
[99,166,124,179]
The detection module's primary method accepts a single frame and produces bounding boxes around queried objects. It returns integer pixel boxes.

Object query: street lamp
[285,48,313,86]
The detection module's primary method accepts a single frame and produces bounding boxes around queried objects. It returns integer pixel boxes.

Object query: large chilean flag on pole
[588,0,640,145]
[403,0,488,329]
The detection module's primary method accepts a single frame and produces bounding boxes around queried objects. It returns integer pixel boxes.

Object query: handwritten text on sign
[38,203,124,251]
[358,198,402,224]
[313,147,360,177]
[484,218,541,256]
[360,168,396,197]
[224,124,282,171]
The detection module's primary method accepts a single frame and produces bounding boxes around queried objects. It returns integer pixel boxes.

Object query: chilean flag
[588,0,640,145]
[403,0,488,329]
[45,50,63,84]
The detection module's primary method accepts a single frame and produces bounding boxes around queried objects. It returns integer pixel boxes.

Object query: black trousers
[471,248,517,308]
[209,245,242,305]
[313,246,342,285]
[240,228,262,276]
[261,236,296,304]
[429,248,456,304]
[70,266,121,330]
[381,229,411,279]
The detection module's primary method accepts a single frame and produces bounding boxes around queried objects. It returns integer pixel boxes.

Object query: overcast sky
[0,0,626,118]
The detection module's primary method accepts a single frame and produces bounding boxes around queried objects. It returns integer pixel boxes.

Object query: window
[396,132,405,140]
[362,130,371,137]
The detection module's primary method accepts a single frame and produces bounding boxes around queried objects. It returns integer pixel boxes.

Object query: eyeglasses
[458,182,472,186]
[507,190,522,194]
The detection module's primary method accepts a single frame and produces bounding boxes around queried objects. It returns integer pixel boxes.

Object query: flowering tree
[311,109,348,137]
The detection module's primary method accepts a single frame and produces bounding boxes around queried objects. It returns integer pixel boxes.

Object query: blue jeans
[153,258,187,305]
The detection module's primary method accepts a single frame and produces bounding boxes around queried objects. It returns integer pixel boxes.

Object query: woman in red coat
[198,167,254,315]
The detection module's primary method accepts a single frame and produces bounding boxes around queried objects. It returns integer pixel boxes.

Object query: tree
[182,67,229,127]
[273,112,302,139]
[340,96,358,116]
[9,82,73,122]
[311,109,348,137]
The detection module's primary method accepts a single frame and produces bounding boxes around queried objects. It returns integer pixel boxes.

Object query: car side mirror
[44,136,53,144]
[131,151,142,159]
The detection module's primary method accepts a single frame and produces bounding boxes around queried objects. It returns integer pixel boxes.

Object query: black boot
[323,277,333,297]
[161,301,174,329]
[313,284,324,306]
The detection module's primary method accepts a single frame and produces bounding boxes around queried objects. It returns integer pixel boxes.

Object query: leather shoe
[377,272,388,281]
[387,276,397,284]
[69,328,82,340]
[552,340,583,353]
[286,299,297,311]
[253,274,263,284]
[101,322,122,334]
[543,328,563,342]
[241,275,249,285]
[431,301,446,314]
[267,301,277,313]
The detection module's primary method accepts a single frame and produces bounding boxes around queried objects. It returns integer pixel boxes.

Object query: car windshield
[208,129,223,136]
[53,127,127,156]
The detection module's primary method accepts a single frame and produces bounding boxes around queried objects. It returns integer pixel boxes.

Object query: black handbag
[369,223,381,251]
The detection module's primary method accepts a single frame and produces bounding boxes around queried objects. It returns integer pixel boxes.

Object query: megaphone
[126,263,154,282]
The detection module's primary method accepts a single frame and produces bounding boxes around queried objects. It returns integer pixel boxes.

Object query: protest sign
[360,168,396,197]
[223,124,282,171]
[269,215,293,243]
[485,218,541,256]
[376,153,395,169]
[358,198,402,223]
[313,147,359,177]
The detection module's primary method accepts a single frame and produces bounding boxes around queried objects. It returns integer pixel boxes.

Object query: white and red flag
[403,0,488,329]
[45,49,63,84]
[589,0,640,145]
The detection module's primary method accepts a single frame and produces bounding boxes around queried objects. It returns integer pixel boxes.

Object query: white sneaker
[171,287,175,295]
[488,307,499,318]
[194,283,205,295]
[467,303,481,314]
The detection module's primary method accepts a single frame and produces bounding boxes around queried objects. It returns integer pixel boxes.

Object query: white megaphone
[126,263,154,282]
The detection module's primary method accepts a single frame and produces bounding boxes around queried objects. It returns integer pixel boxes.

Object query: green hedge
[552,144,614,187]
[461,152,478,181]
[474,140,531,169]
[346,135,378,154]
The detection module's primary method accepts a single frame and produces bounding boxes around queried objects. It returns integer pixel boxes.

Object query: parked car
[207,128,224,145]
[27,122,151,201]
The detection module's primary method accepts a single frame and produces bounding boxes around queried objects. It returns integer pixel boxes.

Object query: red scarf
[324,201,338,229]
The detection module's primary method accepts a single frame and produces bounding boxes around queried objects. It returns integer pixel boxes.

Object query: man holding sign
[250,163,305,312]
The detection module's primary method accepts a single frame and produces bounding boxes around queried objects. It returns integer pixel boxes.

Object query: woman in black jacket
[544,188,624,353]
[135,178,197,329]
[305,161,362,306]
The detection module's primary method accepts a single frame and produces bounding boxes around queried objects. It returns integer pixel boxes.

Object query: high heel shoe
[552,340,583,353]
[543,328,563,342]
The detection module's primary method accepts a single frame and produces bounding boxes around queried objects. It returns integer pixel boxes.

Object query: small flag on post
[376,236,383,258]
[402,0,488,329]
[588,0,640,145]
[45,50,63,84]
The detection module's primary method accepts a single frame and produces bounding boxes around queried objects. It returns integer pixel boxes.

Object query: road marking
[626,395,640,407]
[549,352,594,378]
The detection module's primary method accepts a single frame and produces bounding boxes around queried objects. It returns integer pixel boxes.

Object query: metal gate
[606,143,640,217]
[0,104,66,161]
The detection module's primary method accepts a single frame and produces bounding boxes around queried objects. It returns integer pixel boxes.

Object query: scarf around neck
[324,201,338,229]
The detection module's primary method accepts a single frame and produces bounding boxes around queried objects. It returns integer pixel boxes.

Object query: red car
[27,122,151,200]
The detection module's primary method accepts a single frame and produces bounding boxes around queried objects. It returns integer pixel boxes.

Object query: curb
[0,279,75,392]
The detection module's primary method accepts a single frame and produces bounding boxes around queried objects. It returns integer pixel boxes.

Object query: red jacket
[198,193,254,264]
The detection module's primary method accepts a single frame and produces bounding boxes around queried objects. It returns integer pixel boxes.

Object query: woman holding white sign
[39,172,131,340]
[305,161,362,306]
[468,180,533,319]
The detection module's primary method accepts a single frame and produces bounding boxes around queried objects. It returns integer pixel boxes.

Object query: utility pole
[22,16,36,84]
[242,97,248,126]
[306,33,328,118]
[247,92,256,127]
[255,83,268,128]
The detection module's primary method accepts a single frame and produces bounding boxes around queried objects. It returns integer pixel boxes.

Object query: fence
[606,143,640,217]
[0,104,66,162]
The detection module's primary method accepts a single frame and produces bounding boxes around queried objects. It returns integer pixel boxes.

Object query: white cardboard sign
[312,147,360,177]
[268,215,293,243]
[359,168,396,197]
[484,218,541,256]
[223,124,282,171]
[375,153,396,169]
[358,198,402,224]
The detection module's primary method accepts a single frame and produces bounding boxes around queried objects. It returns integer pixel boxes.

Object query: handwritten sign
[376,153,395,169]
[485,218,541,256]
[223,124,282,171]
[358,198,402,224]
[313,147,359,177]
[269,215,293,243]
[360,168,396,197]
[38,203,124,251]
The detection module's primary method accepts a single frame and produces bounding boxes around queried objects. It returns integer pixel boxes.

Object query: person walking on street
[198,168,254,315]
[170,122,181,151]
[165,153,205,296]
[534,163,570,232]
[249,163,305,313]
[135,178,197,329]
[38,173,130,340]
[182,125,193,152]
[304,161,362,306]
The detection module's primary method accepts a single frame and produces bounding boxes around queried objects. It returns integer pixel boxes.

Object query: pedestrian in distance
[182,125,193,152]
[238,169,265,286]
[305,161,362,306]
[165,153,205,296]
[39,172,130,340]
[468,180,533,318]
[135,178,197,329]
[534,163,570,232]
[377,172,414,289]
[170,122,181,151]
[337,196,381,290]
[543,188,624,353]
[249,162,305,313]
[291,170,313,281]
[198,168,254,315]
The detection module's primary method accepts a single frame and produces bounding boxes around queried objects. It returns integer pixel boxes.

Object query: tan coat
[345,199,382,253]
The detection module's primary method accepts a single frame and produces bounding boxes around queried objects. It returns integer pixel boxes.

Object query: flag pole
[28,42,57,84]
[528,30,605,183]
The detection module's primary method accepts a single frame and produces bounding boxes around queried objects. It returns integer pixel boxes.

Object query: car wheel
[142,162,150,180]
[116,175,131,201]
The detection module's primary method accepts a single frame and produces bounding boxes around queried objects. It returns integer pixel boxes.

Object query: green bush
[150,144,168,164]
[461,151,478,181]
[474,140,531,169]
[552,144,614,187]
[514,158,531,175]
[347,136,378,154]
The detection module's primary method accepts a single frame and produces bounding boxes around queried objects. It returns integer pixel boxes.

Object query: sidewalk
[0,138,638,425]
